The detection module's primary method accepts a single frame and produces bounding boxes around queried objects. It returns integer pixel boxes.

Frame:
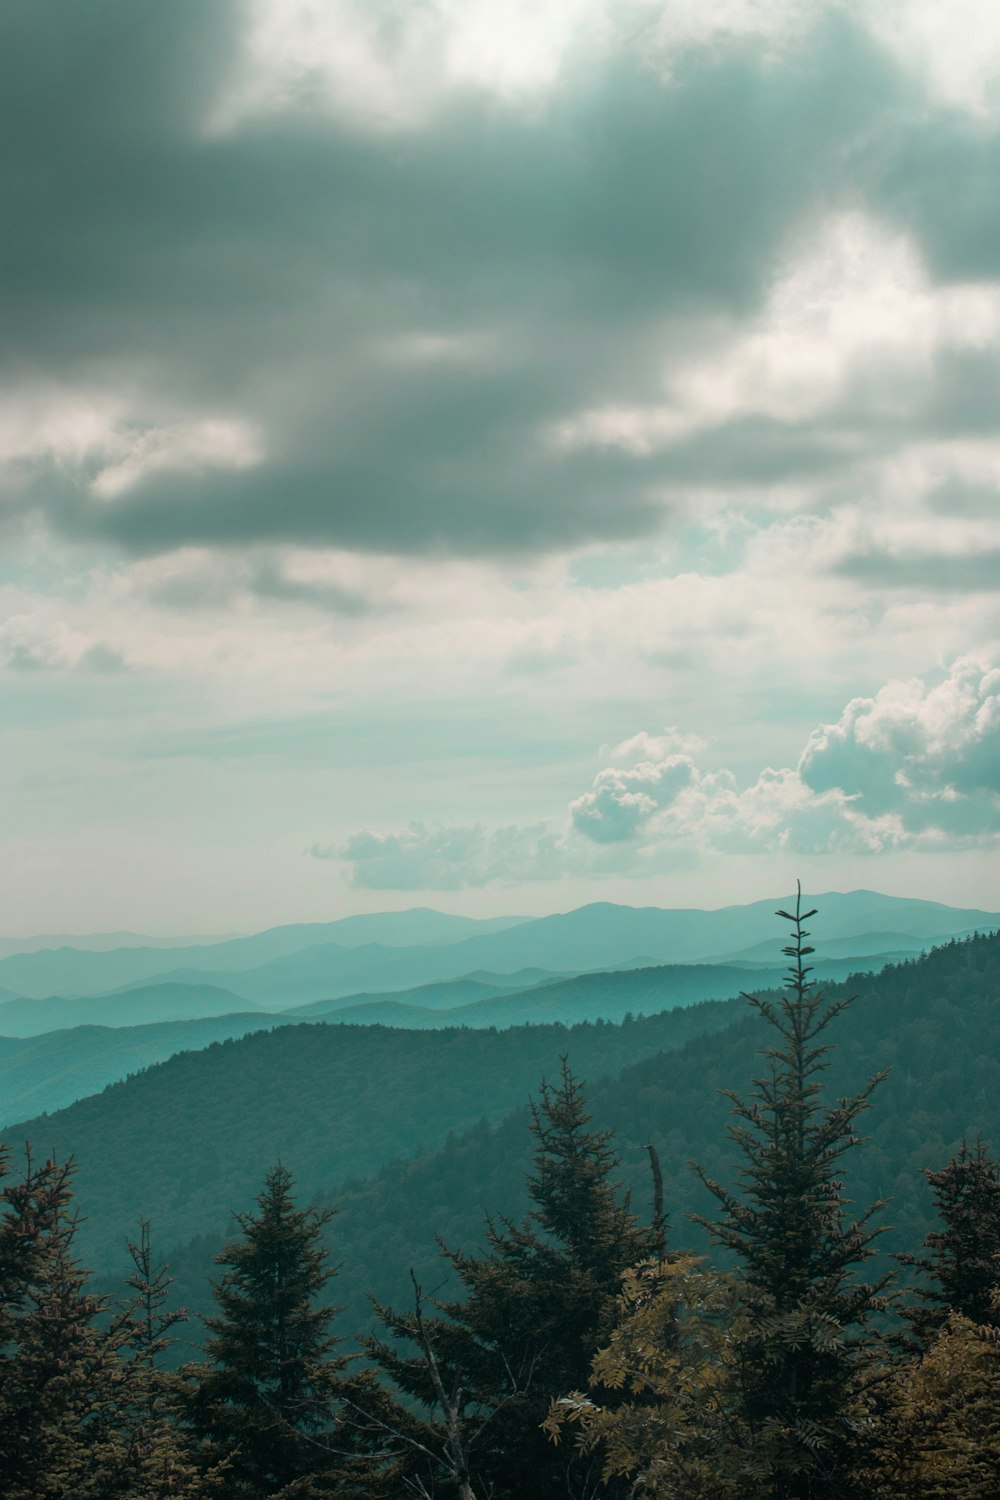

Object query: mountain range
[2,890,992,1008]
[0,890,994,1126]
[4,928,995,1358]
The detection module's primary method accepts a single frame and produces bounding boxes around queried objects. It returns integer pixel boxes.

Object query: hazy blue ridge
[0,982,258,1038]
[0,1011,280,1126]
[0,908,533,998]
[5,890,990,1008]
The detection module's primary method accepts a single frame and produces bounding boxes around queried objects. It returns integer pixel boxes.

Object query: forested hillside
[5,994,746,1270]
[155,931,1000,1344]
[3,922,1000,1498]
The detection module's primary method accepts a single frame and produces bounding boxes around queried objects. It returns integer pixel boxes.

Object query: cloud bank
[334,659,1000,887]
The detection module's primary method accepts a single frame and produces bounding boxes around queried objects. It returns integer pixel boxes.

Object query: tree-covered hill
[0,1010,283,1126]
[0,981,257,1038]
[3,995,747,1273]
[149,930,1000,1351]
[0,952,895,1130]
[328,954,904,1030]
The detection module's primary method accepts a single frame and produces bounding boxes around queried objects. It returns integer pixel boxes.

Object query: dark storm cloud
[873,113,1000,284]
[1,3,984,561]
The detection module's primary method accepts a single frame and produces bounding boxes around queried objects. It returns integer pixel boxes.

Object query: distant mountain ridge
[0,930,241,959]
[0,909,531,998]
[1,891,994,1011]
[0,944,909,1121]
[0,1011,279,1126]
[0,982,257,1038]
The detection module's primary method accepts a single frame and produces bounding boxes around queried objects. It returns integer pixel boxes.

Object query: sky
[3,0,1000,935]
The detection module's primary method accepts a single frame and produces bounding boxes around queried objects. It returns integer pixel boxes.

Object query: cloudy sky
[3,0,1000,935]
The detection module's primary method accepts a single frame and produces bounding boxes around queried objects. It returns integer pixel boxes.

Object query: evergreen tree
[362,1061,653,1499]
[181,1163,375,1499]
[0,1148,141,1499]
[99,1220,218,1499]
[0,1150,105,1498]
[902,1138,1000,1344]
[694,885,893,1499]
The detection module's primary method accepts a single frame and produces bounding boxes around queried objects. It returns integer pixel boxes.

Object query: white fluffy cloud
[328,660,1000,890]
[799,657,1000,838]
[575,658,1000,857]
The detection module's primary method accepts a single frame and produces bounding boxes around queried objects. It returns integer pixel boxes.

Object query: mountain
[67,890,994,1013]
[712,928,969,964]
[2,891,993,1006]
[318,963,789,1029]
[159,929,1000,1347]
[0,982,256,1038]
[289,977,514,1018]
[0,949,907,1124]
[1,996,749,1272]
[0,909,531,998]
[0,930,240,959]
[0,1011,284,1126]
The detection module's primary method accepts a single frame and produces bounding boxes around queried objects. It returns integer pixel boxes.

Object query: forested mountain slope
[317,952,911,1030]
[285,930,1000,1342]
[0,1010,283,1126]
[0,952,895,1122]
[4,995,746,1271]
[0,981,256,1038]
[119,929,999,1351]
[14,929,998,1362]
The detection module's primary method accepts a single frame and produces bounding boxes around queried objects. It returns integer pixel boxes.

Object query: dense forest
[2,905,1000,1497]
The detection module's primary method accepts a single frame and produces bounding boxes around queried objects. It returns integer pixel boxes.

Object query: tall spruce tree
[181,1163,374,1499]
[101,1220,217,1499]
[0,1149,140,1499]
[694,885,893,1500]
[901,1138,1000,1344]
[362,1061,653,1499]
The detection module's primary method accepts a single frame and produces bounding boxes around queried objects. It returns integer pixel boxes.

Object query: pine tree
[694,884,893,1500]
[902,1138,1000,1344]
[361,1061,653,1499]
[0,1149,121,1499]
[180,1162,373,1499]
[98,1220,219,1499]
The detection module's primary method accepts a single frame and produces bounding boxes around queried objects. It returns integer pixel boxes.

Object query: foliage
[693,886,894,1498]
[0,1148,119,1498]
[544,1254,740,1498]
[0,1150,207,1499]
[901,1137,1000,1343]
[864,1308,1000,1498]
[180,1163,384,1498]
[361,1062,654,1498]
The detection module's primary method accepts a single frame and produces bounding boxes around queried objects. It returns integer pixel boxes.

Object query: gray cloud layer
[5,3,968,566]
